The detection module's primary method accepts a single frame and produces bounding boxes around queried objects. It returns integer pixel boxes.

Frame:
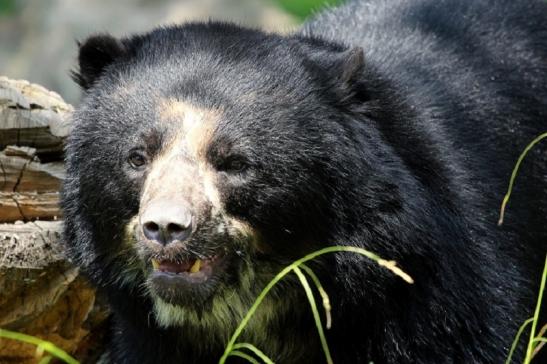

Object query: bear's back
[305,0,547,278]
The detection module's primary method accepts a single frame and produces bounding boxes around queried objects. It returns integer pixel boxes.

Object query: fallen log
[0,77,108,364]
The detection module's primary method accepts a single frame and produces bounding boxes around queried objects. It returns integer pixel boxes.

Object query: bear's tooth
[189,259,201,273]
[151,259,159,270]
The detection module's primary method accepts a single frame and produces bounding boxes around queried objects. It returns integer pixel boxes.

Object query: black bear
[62,0,547,363]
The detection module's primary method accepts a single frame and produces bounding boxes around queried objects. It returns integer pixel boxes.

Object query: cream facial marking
[139,99,264,255]
[203,170,222,212]
[138,99,263,282]
[139,99,222,210]
[123,215,140,245]
[157,98,219,159]
[137,97,268,329]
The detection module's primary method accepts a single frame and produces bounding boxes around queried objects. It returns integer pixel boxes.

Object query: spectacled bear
[62,0,547,363]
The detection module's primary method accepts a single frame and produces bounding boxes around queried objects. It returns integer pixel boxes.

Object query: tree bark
[0,77,108,364]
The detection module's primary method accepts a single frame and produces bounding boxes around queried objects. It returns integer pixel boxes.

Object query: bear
[61,0,547,363]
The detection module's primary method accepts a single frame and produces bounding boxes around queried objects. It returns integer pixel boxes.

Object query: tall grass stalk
[300,263,332,329]
[506,256,546,364]
[219,245,413,363]
[506,318,534,364]
[499,132,547,363]
[293,266,333,364]
[524,255,547,363]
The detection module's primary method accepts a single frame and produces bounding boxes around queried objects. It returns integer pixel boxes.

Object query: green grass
[499,132,547,363]
[498,132,547,225]
[219,246,413,364]
[526,257,546,362]
[505,257,547,364]
[274,0,345,20]
[0,328,79,364]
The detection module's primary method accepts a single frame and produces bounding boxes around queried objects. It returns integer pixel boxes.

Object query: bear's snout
[140,199,193,246]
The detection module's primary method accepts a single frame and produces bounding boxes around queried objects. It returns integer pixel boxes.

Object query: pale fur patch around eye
[145,98,223,209]
[157,98,221,160]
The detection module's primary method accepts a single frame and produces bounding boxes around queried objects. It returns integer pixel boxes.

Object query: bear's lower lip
[147,254,228,306]
[152,255,220,276]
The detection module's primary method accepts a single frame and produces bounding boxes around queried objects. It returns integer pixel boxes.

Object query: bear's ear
[304,43,366,103]
[325,47,364,89]
[71,34,126,90]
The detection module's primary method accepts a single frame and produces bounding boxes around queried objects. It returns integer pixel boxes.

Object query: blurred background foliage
[0,0,344,103]
[0,0,344,17]
[276,0,343,19]
[0,0,16,15]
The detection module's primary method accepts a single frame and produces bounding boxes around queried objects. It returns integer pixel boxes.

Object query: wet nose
[140,200,192,245]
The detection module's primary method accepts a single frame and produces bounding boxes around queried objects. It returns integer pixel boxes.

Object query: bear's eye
[127,150,148,169]
[217,156,248,174]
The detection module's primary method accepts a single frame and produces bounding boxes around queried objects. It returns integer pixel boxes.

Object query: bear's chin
[147,273,217,307]
[150,295,213,328]
[148,279,256,330]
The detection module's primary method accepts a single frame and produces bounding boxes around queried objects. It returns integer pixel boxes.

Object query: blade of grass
[524,254,547,364]
[219,262,297,363]
[219,245,413,364]
[300,263,332,329]
[505,318,534,364]
[293,266,333,364]
[232,343,274,364]
[0,328,79,364]
[229,350,262,364]
[498,132,547,225]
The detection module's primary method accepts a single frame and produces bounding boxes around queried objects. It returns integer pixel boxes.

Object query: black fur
[62,0,547,363]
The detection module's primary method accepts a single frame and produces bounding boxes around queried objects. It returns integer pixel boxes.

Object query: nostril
[144,221,159,233]
[167,222,191,242]
[143,221,161,242]
[167,223,184,234]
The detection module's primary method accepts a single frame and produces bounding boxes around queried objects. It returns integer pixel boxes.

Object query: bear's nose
[140,200,193,245]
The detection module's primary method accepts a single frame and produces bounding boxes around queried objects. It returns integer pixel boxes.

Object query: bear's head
[62,24,389,335]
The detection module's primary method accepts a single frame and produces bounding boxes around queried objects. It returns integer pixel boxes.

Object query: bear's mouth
[147,252,231,307]
[150,255,223,284]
